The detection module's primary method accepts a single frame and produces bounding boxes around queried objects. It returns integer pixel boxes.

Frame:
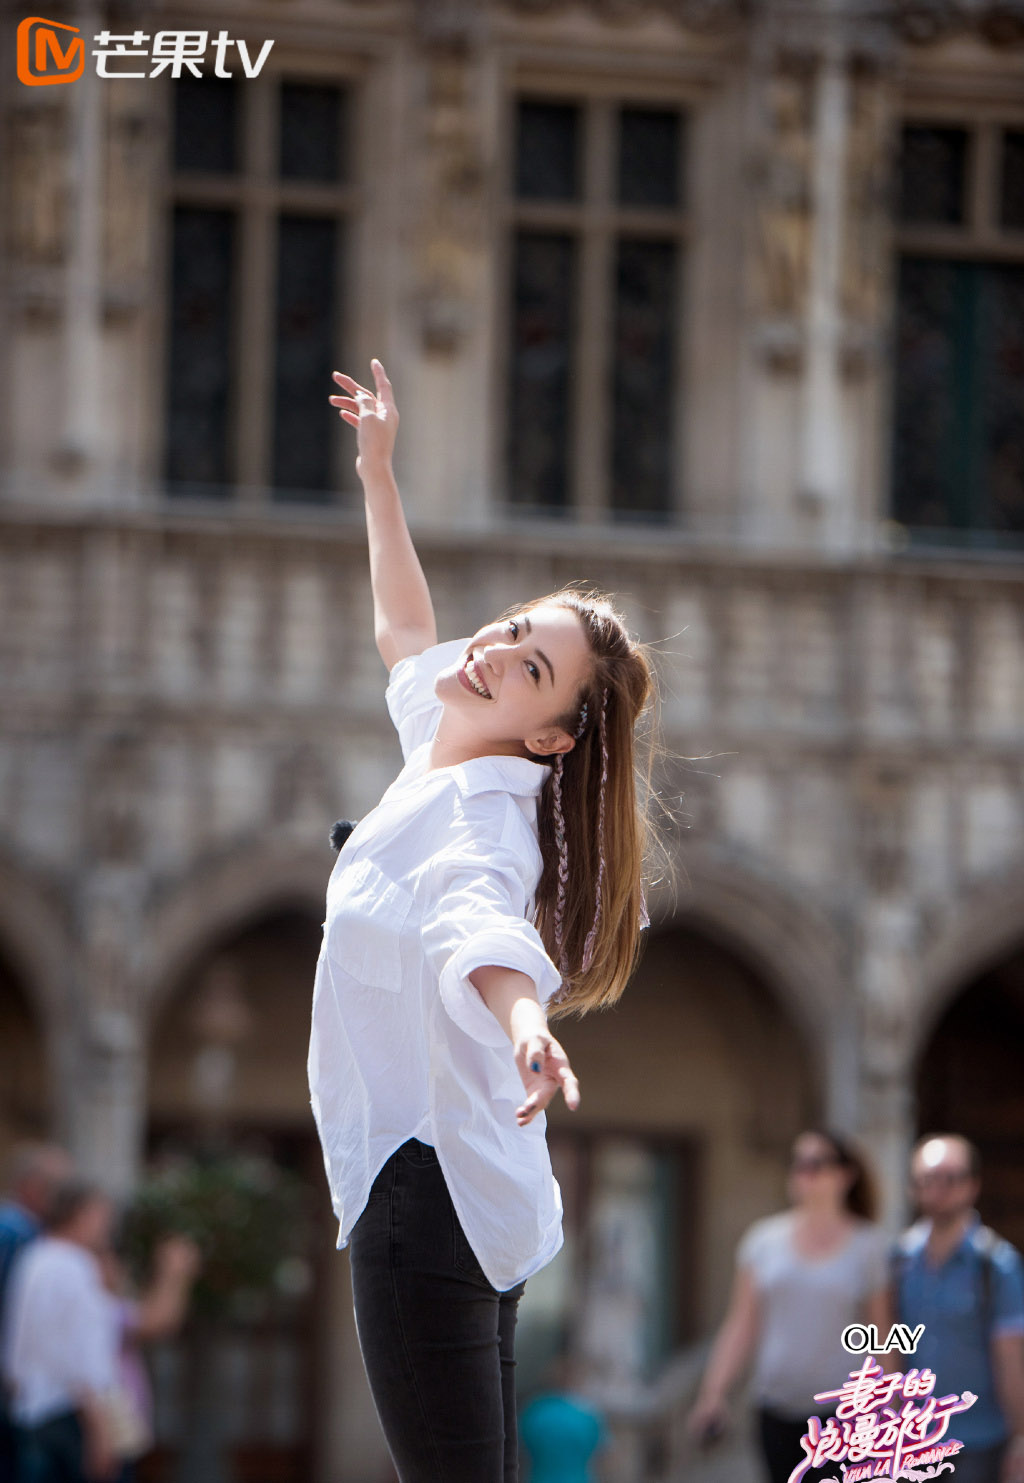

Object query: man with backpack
[893,1134,1024,1483]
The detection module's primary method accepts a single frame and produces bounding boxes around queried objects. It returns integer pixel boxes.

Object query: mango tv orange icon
[17,16,84,85]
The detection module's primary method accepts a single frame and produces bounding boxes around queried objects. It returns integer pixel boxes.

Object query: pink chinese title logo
[790,1328,977,1483]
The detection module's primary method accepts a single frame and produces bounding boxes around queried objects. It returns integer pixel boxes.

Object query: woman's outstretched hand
[469,967,582,1127]
[513,1027,581,1128]
[329,358,398,476]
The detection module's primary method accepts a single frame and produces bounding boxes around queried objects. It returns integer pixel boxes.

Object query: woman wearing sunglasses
[688,1129,890,1483]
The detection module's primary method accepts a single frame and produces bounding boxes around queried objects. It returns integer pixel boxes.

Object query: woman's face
[787,1132,853,1210]
[434,601,593,759]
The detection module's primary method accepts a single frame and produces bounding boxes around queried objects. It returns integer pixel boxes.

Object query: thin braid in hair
[552,699,589,976]
[551,753,569,975]
[581,688,609,973]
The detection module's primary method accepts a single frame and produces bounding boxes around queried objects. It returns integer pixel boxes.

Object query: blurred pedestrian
[519,1353,607,1483]
[0,1144,73,1481]
[2,1180,119,1482]
[98,1234,201,1483]
[688,1129,890,1483]
[893,1133,1024,1483]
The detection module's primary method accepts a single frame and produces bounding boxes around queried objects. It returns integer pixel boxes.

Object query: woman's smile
[458,654,493,699]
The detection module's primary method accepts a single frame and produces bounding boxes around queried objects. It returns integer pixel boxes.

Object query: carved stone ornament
[414,50,487,354]
[414,0,487,48]
[892,0,1024,44]
[498,0,1023,39]
[666,0,751,28]
[103,95,159,315]
[855,766,910,895]
[88,734,147,863]
[749,64,814,343]
[500,0,748,26]
[5,105,68,268]
[841,68,891,335]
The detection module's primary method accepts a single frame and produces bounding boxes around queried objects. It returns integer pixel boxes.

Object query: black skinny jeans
[757,1407,834,1483]
[13,1413,87,1483]
[758,1408,1007,1483]
[349,1139,526,1483]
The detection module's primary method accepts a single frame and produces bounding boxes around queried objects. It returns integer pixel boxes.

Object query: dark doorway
[916,948,1024,1251]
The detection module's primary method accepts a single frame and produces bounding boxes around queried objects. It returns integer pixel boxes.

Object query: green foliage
[123,1152,313,1320]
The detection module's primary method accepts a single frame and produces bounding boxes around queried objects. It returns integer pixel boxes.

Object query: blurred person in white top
[688,1130,891,1483]
[2,1180,118,1482]
[311,361,658,1483]
[0,1143,75,1478]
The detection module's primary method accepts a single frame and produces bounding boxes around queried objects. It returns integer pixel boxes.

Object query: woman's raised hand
[514,1028,581,1128]
[329,358,399,476]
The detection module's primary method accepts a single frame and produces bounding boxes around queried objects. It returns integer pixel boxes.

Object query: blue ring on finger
[530,1060,541,1073]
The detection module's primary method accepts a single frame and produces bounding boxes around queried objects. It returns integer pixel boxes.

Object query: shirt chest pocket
[325,858,414,992]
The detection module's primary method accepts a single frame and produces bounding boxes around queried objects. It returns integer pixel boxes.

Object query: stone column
[72,729,152,1195]
[743,0,894,553]
[400,0,494,528]
[74,864,149,1196]
[823,990,863,1133]
[55,1,105,489]
[855,896,920,1229]
[797,46,849,549]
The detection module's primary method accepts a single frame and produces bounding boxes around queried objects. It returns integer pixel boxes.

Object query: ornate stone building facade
[2,1,1024,1478]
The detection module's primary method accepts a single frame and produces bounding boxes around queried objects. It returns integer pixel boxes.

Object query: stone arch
[570,847,847,1341]
[913,861,1024,1062]
[140,844,335,1482]
[143,838,330,1022]
[147,836,848,1047]
[0,849,77,1143]
[646,842,853,1126]
[650,841,846,1054]
[0,847,74,1027]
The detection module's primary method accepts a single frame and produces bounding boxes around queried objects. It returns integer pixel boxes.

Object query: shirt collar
[903,1220,930,1255]
[448,754,551,799]
[962,1210,984,1246]
[402,744,551,800]
[912,1210,982,1261]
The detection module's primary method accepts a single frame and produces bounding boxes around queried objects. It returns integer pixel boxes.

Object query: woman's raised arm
[329,359,437,670]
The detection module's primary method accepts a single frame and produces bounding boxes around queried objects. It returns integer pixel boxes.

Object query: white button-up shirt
[308,639,565,1291]
[1,1237,118,1427]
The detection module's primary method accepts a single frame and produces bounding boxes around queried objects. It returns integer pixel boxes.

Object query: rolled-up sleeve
[386,638,469,761]
[421,847,562,1048]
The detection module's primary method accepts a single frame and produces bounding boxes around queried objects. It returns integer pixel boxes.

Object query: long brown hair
[803,1129,878,1221]
[521,588,657,1019]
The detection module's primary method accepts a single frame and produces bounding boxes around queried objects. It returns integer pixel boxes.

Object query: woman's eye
[508,620,519,639]
[527,662,539,683]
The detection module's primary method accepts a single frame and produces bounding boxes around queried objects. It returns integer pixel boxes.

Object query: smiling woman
[439,607,589,741]
[311,360,658,1483]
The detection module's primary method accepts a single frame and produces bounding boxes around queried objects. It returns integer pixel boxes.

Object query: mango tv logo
[17,16,84,86]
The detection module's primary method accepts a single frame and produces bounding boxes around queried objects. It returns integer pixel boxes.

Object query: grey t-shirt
[738,1211,889,1418]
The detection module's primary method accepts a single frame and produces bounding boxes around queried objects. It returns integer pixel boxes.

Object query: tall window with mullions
[892,123,1024,544]
[164,75,351,503]
[506,97,687,523]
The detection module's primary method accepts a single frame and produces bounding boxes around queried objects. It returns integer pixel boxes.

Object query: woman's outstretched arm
[469,966,581,1127]
[330,359,437,670]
